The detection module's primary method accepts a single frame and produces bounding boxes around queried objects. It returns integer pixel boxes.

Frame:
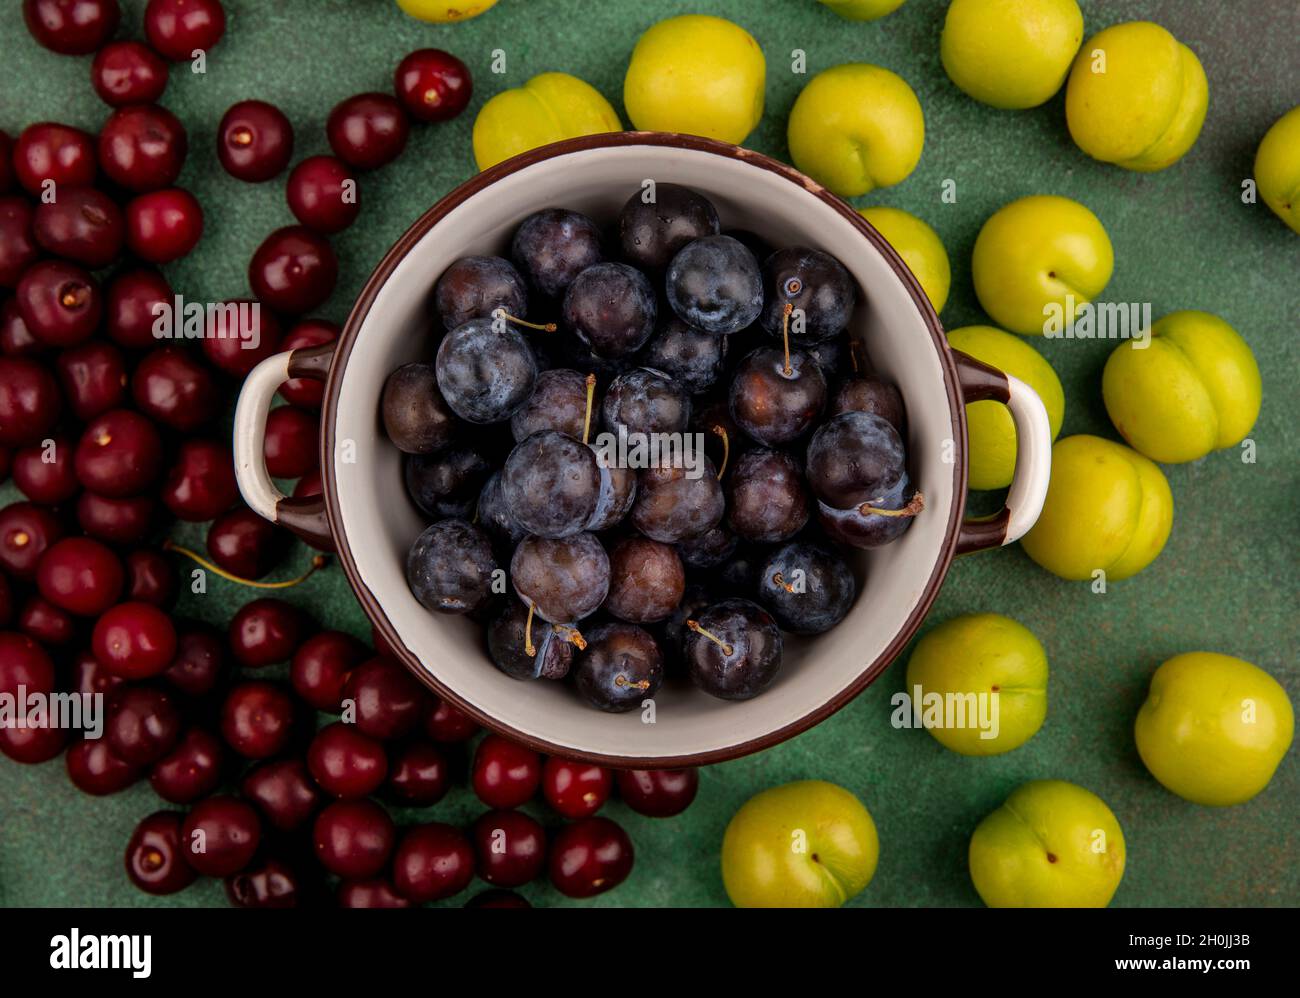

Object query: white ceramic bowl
[234,133,1050,767]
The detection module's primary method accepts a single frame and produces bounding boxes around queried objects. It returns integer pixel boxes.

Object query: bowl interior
[330,139,959,764]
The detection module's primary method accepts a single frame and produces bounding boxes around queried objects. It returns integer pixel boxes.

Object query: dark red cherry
[248,226,338,315]
[0,358,62,447]
[105,683,182,765]
[206,507,290,579]
[0,131,12,193]
[542,758,612,819]
[162,625,225,696]
[0,199,40,289]
[74,409,163,497]
[218,100,293,182]
[180,795,261,877]
[12,436,79,505]
[33,188,124,268]
[264,405,318,479]
[36,536,125,615]
[93,600,177,678]
[293,468,322,498]
[18,594,76,645]
[228,597,311,668]
[337,879,412,909]
[13,123,97,196]
[289,629,367,712]
[313,798,395,878]
[307,721,387,798]
[15,260,102,347]
[125,548,177,607]
[392,823,474,903]
[241,758,322,832]
[161,439,238,521]
[0,713,68,762]
[343,656,430,741]
[98,104,187,193]
[0,573,12,628]
[385,740,450,806]
[286,157,359,234]
[125,811,196,895]
[132,346,219,430]
[125,188,202,262]
[24,0,121,55]
[0,300,43,357]
[70,648,125,698]
[225,856,305,908]
[0,630,57,695]
[144,0,226,61]
[471,809,546,888]
[424,696,479,743]
[200,299,282,377]
[472,735,541,809]
[326,93,409,171]
[56,341,128,421]
[0,501,66,579]
[277,319,337,408]
[66,737,141,795]
[220,680,296,758]
[548,816,634,898]
[105,268,172,350]
[615,768,699,817]
[394,48,473,123]
[149,726,223,803]
[92,40,168,106]
[76,491,155,545]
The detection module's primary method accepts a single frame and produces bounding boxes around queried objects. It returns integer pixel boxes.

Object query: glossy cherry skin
[342,656,429,741]
[13,123,97,196]
[206,507,290,579]
[0,713,68,762]
[472,735,541,809]
[0,359,63,447]
[0,501,66,579]
[242,758,322,832]
[36,536,125,615]
[0,131,11,193]
[162,625,225,696]
[465,888,531,908]
[12,436,79,505]
[144,0,226,61]
[542,758,613,819]
[24,0,120,55]
[66,737,141,795]
[338,879,412,909]
[289,629,367,712]
[105,684,182,765]
[125,188,203,262]
[0,199,40,289]
[286,157,359,234]
[181,795,262,877]
[33,188,124,268]
[132,346,219,430]
[125,811,196,895]
[248,226,338,315]
[93,600,177,678]
[125,549,177,607]
[105,268,172,349]
[200,299,282,377]
[76,491,155,545]
[386,740,450,806]
[393,823,475,903]
[220,680,296,758]
[16,260,102,347]
[218,100,293,182]
[615,768,699,817]
[70,648,125,698]
[225,856,305,908]
[74,409,163,497]
[160,438,238,521]
[56,341,128,420]
[0,631,57,695]
[276,320,337,407]
[326,93,409,171]
[293,469,322,498]
[228,597,311,668]
[98,104,187,192]
[548,817,634,898]
[425,696,480,743]
[472,809,546,888]
[313,798,396,879]
[307,722,388,799]
[149,726,223,803]
[18,594,76,646]
[264,405,318,479]
[92,40,168,106]
[394,48,473,123]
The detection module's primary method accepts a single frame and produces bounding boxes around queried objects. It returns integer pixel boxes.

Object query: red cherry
[93,600,177,678]
[293,468,323,498]
[33,188,125,268]
[24,0,120,55]
[206,507,290,579]
[615,768,699,817]
[125,188,202,262]
[149,726,223,803]
[36,536,125,615]
[105,683,182,765]
[313,798,395,879]
[12,436,79,505]
[542,758,613,819]
[160,438,238,521]
[74,408,164,497]
[342,656,430,741]
[181,795,261,877]
[326,93,409,171]
[289,629,367,712]
[200,299,282,377]
[241,758,322,832]
[91,40,168,106]
[392,823,474,903]
[132,346,219,430]
[220,680,296,758]
[218,100,293,183]
[277,319,338,407]
[0,131,12,193]
[0,358,63,447]
[385,740,450,806]
[337,879,412,909]
[66,737,141,795]
[0,501,66,579]
[286,157,360,234]
[248,226,338,315]
[0,631,57,696]
[548,816,634,898]
[0,714,68,762]
[0,198,41,289]
[162,625,225,696]
[70,648,126,698]
[98,104,187,193]
[125,811,196,895]
[125,548,178,607]
[394,48,473,123]
[13,123,97,196]
[144,0,226,61]
[228,597,311,668]
[424,696,479,743]
[0,301,43,357]
[306,721,387,799]
[472,734,541,809]
[56,341,128,421]
[15,260,102,347]
[471,809,546,888]
[18,594,76,646]
[76,491,156,545]
[264,405,319,479]
[105,267,172,349]
[225,856,305,909]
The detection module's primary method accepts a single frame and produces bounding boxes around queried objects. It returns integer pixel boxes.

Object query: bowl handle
[232,342,336,551]
[951,349,1052,554]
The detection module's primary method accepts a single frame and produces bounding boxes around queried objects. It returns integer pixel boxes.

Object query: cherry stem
[710,423,730,479]
[493,308,556,333]
[687,619,734,657]
[858,490,926,518]
[781,302,794,377]
[772,571,796,594]
[582,373,597,445]
[163,540,328,589]
[524,602,537,657]
[552,624,587,650]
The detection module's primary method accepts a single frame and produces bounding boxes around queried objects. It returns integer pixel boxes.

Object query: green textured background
[0,0,1296,908]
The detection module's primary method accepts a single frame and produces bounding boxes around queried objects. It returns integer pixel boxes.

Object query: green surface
[1,0,1296,908]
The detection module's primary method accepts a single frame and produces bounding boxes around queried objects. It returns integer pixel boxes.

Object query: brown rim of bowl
[320,130,968,769]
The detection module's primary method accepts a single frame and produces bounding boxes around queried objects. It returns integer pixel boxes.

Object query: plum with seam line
[562,262,657,359]
[511,532,609,623]
[404,448,490,519]
[406,519,498,615]
[666,235,763,335]
[586,458,637,531]
[573,622,664,712]
[756,541,856,634]
[684,598,783,701]
[486,599,574,681]
[759,247,856,345]
[817,474,922,549]
[639,315,729,394]
[476,470,528,549]
[512,208,605,298]
[501,430,600,538]
[434,256,528,331]
[619,183,720,271]
[806,411,905,510]
[726,448,810,543]
[729,346,827,445]
[510,368,593,442]
[631,459,725,544]
[601,367,691,438]
[435,318,538,424]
